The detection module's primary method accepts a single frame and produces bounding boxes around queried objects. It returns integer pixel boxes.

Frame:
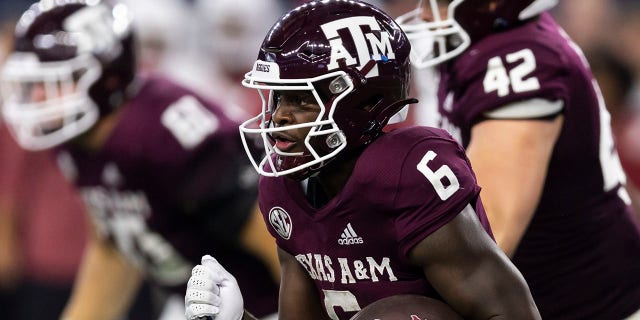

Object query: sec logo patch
[269,207,292,240]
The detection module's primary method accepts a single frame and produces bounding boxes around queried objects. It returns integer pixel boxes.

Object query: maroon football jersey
[56,75,278,316]
[259,126,492,320]
[435,13,640,319]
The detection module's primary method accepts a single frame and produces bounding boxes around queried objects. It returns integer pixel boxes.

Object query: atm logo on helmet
[320,16,395,72]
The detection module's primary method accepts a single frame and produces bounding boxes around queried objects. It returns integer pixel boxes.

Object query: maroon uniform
[259,126,492,320]
[56,75,278,316]
[436,13,640,319]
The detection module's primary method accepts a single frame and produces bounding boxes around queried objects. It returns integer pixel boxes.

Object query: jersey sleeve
[393,135,482,257]
[453,38,572,125]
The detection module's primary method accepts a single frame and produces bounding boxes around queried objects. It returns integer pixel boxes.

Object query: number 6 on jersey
[417,150,460,201]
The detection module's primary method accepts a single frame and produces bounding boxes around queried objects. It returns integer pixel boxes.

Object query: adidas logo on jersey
[338,223,364,245]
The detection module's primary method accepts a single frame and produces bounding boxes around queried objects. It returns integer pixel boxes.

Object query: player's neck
[316,153,360,199]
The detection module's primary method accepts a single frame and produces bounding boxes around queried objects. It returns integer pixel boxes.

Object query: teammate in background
[396,0,640,318]
[0,0,279,319]
[184,1,540,320]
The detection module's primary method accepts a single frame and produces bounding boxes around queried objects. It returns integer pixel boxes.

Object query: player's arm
[62,223,143,320]
[0,206,20,289]
[408,204,541,320]
[278,247,330,320]
[466,102,563,257]
[238,202,280,281]
[0,132,28,289]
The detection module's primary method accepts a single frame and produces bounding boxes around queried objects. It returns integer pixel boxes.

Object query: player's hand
[185,255,244,320]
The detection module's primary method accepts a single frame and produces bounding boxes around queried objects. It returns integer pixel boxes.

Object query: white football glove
[185,255,245,320]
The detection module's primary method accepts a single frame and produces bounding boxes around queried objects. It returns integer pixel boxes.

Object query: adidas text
[338,237,364,245]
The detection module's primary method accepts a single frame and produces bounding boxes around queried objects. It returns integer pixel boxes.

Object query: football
[349,295,463,320]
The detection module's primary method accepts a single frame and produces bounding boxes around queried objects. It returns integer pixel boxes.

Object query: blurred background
[0,0,639,319]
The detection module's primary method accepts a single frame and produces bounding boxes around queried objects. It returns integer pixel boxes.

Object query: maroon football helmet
[239,0,416,180]
[0,0,136,150]
[396,0,559,68]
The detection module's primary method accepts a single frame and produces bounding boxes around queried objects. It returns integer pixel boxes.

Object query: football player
[0,0,279,319]
[396,0,640,318]
[184,1,541,320]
